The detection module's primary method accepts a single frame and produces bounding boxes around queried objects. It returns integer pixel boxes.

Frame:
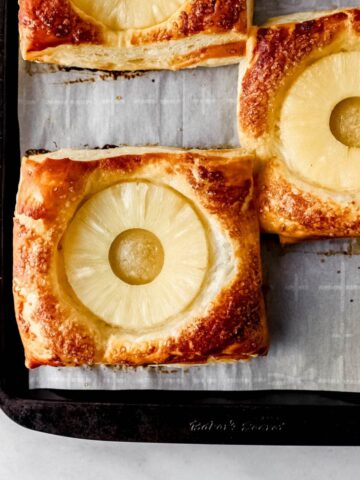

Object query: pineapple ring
[63,182,209,331]
[280,52,360,192]
[71,0,185,31]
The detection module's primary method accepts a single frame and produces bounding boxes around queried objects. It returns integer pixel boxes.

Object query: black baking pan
[2,0,360,445]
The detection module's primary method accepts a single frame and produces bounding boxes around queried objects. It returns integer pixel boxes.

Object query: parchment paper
[19,0,360,391]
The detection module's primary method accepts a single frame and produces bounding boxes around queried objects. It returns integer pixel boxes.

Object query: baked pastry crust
[258,159,360,243]
[13,146,267,368]
[238,8,360,242]
[19,0,252,70]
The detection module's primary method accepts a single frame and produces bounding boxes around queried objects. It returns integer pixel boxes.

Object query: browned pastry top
[239,8,360,141]
[19,0,250,70]
[238,8,360,241]
[13,147,267,368]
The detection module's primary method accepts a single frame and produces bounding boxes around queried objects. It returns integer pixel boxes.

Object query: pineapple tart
[238,8,360,243]
[19,0,252,71]
[13,147,268,368]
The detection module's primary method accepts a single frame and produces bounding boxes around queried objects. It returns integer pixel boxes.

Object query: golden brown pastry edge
[19,0,251,70]
[13,146,268,368]
[238,8,360,240]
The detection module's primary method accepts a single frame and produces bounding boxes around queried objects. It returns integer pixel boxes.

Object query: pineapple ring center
[330,97,360,148]
[109,228,164,285]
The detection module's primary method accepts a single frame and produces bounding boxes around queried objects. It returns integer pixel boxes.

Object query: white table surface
[1,410,360,479]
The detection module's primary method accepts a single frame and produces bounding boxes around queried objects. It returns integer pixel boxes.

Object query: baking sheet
[19,0,360,391]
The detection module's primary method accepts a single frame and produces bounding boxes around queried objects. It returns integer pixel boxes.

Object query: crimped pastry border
[13,147,267,368]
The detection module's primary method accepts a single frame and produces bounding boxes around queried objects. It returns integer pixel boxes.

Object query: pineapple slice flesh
[280,52,360,192]
[63,182,209,331]
[71,0,185,31]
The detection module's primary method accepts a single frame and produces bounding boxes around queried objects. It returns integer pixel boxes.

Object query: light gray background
[1,410,360,479]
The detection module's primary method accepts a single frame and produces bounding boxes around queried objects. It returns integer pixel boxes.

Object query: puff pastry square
[238,8,360,242]
[13,147,267,368]
[19,0,252,71]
